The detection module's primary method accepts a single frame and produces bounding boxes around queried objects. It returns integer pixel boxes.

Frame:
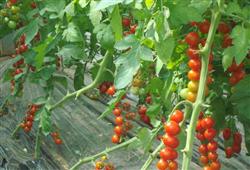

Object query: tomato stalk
[181,1,224,170]
[48,51,112,111]
[70,137,138,170]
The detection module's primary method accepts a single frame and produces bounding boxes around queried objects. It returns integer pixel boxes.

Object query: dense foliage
[1,0,250,170]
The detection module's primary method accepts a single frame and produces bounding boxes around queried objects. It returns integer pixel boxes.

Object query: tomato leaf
[155,37,175,65]
[210,97,226,131]
[110,5,123,41]
[137,128,153,152]
[63,22,83,42]
[243,122,250,155]
[79,0,90,8]
[39,107,52,135]
[74,64,84,90]
[95,0,124,10]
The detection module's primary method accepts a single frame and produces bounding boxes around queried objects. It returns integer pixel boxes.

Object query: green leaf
[33,97,47,105]
[230,75,250,122]
[114,35,138,50]
[137,128,153,152]
[145,0,154,9]
[38,66,56,80]
[210,97,226,131]
[223,26,250,70]
[110,5,122,41]
[33,36,54,69]
[95,0,124,10]
[155,37,175,64]
[189,0,211,14]
[74,64,84,90]
[243,122,250,155]
[53,74,68,89]
[89,1,102,26]
[146,103,161,120]
[96,25,115,50]
[147,77,164,94]
[98,90,126,119]
[40,107,52,135]
[63,22,83,42]
[44,0,66,14]
[79,0,90,8]
[65,1,75,16]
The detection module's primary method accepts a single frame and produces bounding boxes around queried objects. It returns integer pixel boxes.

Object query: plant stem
[70,137,138,170]
[11,123,21,138]
[181,1,224,170]
[34,127,42,159]
[49,51,112,111]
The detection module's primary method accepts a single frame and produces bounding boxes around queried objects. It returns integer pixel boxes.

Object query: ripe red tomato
[201,117,215,129]
[234,69,245,81]
[114,126,123,136]
[162,134,179,148]
[207,76,213,85]
[196,120,204,132]
[188,70,200,81]
[164,121,181,136]
[188,59,201,71]
[207,141,218,152]
[204,128,216,141]
[168,160,178,170]
[9,0,17,4]
[156,159,168,170]
[218,22,231,34]
[122,102,131,111]
[198,144,208,155]
[198,20,210,34]
[233,132,242,144]
[54,138,63,145]
[159,148,173,161]
[196,132,205,141]
[208,152,218,161]
[30,2,37,9]
[115,116,123,125]
[222,128,231,140]
[122,17,131,27]
[232,143,241,153]
[145,95,152,104]
[113,108,122,116]
[188,81,199,92]
[185,32,200,47]
[225,146,233,158]
[203,165,212,170]
[170,110,184,123]
[51,132,59,138]
[106,85,116,96]
[111,134,120,144]
[210,161,221,170]
[200,155,209,165]
[138,105,147,115]
[130,25,137,34]
[227,61,244,72]
[222,34,232,48]
[186,48,200,59]
[229,75,238,85]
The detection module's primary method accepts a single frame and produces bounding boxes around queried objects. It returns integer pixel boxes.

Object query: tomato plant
[1,0,250,170]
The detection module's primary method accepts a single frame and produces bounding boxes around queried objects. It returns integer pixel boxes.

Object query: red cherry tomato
[201,117,215,129]
[162,134,179,149]
[218,22,231,34]
[170,110,184,123]
[168,160,178,170]
[113,108,122,116]
[207,141,218,152]
[200,155,209,165]
[156,159,168,170]
[114,126,123,136]
[208,152,218,161]
[186,48,200,60]
[185,32,200,48]
[122,17,131,27]
[164,121,181,136]
[198,144,208,155]
[115,116,123,125]
[188,59,201,71]
[225,146,234,158]
[204,128,216,141]
[198,20,210,34]
[188,70,200,81]
[223,128,231,140]
[111,134,120,144]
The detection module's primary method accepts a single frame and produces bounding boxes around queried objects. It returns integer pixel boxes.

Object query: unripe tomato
[180,88,188,99]
[198,20,210,34]
[95,161,104,169]
[186,91,197,103]
[201,117,215,129]
[8,20,16,29]
[11,6,20,14]
[188,70,200,81]
[170,110,184,123]
[162,134,179,148]
[185,32,200,47]
[204,128,216,141]
[164,121,181,136]
[188,81,199,92]
[156,159,168,170]
[188,59,201,71]
[111,134,120,144]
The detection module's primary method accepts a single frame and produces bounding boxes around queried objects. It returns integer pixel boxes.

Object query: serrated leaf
[40,107,52,135]
[98,90,126,119]
[114,35,138,50]
[63,22,83,42]
[145,0,154,9]
[155,37,175,64]
[189,0,211,14]
[137,128,153,152]
[89,1,102,26]
[65,1,75,16]
[110,5,122,41]
[44,0,66,13]
[79,0,90,8]
[95,0,124,10]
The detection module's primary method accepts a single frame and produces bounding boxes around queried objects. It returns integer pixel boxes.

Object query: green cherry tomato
[10,14,20,21]
[11,6,20,14]
[0,9,8,17]
[4,17,9,23]
[180,88,188,99]
[8,20,17,29]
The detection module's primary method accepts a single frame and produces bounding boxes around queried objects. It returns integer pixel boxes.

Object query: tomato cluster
[112,96,135,144]
[95,156,115,170]
[122,16,137,36]
[98,82,116,96]
[227,61,245,86]
[20,104,40,133]
[157,110,184,170]
[196,113,221,170]
[50,131,63,145]
[138,105,151,125]
[222,128,242,158]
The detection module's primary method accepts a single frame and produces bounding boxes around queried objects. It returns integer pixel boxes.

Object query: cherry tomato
[114,126,123,136]
[185,32,200,47]
[222,34,232,48]
[229,75,238,85]
[111,134,120,144]
[164,121,181,136]
[145,95,152,104]
[196,120,204,132]
[130,24,137,34]
[54,138,63,145]
[188,59,201,71]
[232,143,241,153]
[180,88,188,99]
[186,91,197,103]
[234,69,245,81]
[162,134,179,149]
[186,48,199,59]
[188,70,200,81]
[210,161,221,170]
[106,85,116,96]
[168,160,178,170]
[31,2,37,9]
[159,148,173,161]
[225,146,233,158]
[223,128,231,140]
[188,81,199,92]
[233,132,242,144]
[122,17,131,27]
[201,117,215,129]
[218,22,230,34]
[200,155,209,165]
[8,20,17,29]
[204,128,216,141]
[208,152,218,161]
[203,166,212,170]
[170,110,184,123]
[196,132,205,141]
[115,116,123,125]
[138,105,147,115]
[95,161,104,169]
[207,141,218,152]
[156,159,168,170]
[51,132,59,138]
[198,144,208,155]
[198,20,210,34]
[113,108,122,116]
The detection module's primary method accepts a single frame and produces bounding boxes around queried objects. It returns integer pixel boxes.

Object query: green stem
[11,124,21,138]
[34,127,42,159]
[49,51,112,111]
[181,1,224,170]
[70,137,138,170]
